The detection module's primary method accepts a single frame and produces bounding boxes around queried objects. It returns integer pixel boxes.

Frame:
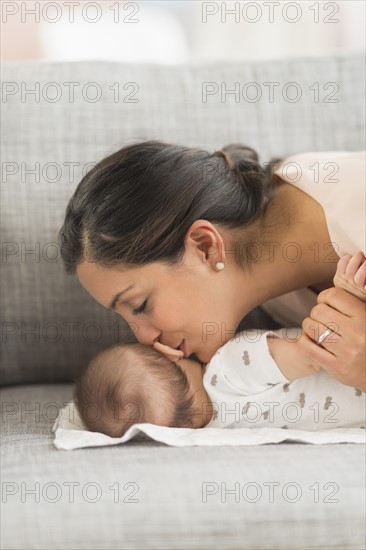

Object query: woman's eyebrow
[109,284,135,310]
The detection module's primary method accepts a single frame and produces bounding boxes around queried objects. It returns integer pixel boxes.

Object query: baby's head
[74,343,212,437]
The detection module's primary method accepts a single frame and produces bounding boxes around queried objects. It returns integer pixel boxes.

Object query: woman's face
[76,222,247,363]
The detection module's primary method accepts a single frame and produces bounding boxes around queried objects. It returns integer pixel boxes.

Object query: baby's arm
[266,333,320,380]
[332,251,366,302]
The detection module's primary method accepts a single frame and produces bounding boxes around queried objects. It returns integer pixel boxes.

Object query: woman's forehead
[76,260,173,301]
[77,260,149,287]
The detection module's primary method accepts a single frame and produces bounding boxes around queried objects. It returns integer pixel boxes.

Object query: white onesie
[202,329,366,431]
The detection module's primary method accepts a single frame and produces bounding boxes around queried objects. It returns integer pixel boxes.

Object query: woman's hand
[299,287,366,392]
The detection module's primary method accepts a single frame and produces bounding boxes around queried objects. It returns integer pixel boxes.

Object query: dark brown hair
[59,140,281,273]
[73,342,202,437]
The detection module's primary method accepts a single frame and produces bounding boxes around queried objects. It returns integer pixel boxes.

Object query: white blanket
[52,401,366,450]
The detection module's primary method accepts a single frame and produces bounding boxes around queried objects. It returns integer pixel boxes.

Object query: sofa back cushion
[1,55,365,385]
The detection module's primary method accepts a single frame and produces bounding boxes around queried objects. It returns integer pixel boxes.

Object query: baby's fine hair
[73,342,200,437]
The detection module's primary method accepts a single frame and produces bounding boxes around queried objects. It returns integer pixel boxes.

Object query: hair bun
[214,144,259,170]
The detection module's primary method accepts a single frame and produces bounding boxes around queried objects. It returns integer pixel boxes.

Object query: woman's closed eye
[132,299,148,316]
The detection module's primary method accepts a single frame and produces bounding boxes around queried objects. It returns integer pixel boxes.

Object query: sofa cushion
[1,54,365,386]
[1,384,365,549]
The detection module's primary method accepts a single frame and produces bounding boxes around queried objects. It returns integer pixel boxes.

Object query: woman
[59,141,365,392]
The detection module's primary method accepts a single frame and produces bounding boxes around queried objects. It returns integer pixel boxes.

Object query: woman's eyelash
[132,299,148,315]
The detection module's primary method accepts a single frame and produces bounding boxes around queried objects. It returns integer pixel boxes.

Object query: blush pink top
[260,150,365,326]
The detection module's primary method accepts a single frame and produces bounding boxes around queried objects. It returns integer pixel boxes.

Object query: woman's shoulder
[273,150,365,206]
[276,149,365,168]
[275,148,364,254]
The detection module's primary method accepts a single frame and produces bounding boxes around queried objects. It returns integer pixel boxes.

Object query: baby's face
[176,358,213,427]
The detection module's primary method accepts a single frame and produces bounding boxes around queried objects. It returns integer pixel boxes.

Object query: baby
[74,253,366,436]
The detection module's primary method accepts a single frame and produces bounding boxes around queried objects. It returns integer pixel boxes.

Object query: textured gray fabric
[1,54,365,386]
[1,384,365,550]
[1,55,365,550]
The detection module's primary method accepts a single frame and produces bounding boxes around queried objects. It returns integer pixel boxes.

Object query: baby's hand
[153,341,183,363]
[333,251,366,302]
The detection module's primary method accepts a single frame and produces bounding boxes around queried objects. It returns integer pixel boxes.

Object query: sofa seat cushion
[1,384,365,550]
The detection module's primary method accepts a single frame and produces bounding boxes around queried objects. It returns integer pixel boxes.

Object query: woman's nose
[127,318,161,347]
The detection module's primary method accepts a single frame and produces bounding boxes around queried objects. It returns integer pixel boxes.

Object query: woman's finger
[297,329,363,389]
[298,329,337,365]
[302,315,341,350]
[306,302,345,342]
[316,287,365,319]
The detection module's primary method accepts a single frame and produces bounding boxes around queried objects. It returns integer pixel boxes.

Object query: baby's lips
[153,341,184,359]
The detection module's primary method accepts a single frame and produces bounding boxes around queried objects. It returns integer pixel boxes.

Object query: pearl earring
[215,262,225,271]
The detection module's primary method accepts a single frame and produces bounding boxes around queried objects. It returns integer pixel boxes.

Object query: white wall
[1,1,365,63]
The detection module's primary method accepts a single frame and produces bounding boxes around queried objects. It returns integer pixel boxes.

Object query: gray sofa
[1,54,365,549]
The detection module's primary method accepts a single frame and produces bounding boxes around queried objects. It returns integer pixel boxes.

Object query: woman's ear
[184,219,226,266]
